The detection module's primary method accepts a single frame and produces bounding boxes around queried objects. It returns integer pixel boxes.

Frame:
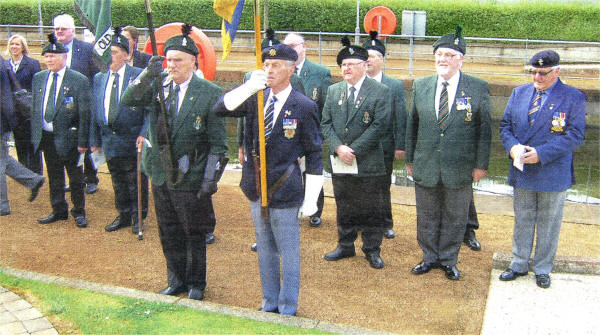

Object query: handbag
[6,66,32,121]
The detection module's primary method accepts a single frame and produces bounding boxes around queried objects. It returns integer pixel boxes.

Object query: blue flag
[214,0,245,61]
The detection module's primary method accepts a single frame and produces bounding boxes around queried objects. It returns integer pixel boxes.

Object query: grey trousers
[1,132,44,213]
[510,187,566,275]
[250,200,300,316]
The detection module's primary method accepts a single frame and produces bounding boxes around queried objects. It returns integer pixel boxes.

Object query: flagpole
[253,0,268,218]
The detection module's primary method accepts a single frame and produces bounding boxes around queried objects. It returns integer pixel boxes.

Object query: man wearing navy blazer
[53,14,100,194]
[31,35,90,228]
[284,32,333,227]
[499,50,586,289]
[213,44,323,315]
[406,27,492,280]
[363,31,407,240]
[89,29,148,234]
[122,26,152,69]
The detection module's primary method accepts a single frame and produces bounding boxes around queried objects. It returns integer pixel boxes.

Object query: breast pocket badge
[194,115,202,130]
[64,96,75,109]
[362,111,371,124]
[283,118,297,139]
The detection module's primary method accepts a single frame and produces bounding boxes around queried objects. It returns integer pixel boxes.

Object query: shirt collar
[52,66,67,78]
[174,72,194,92]
[268,83,293,104]
[112,64,126,77]
[348,74,367,94]
[438,71,460,88]
[63,40,73,51]
[296,59,306,75]
[369,71,383,83]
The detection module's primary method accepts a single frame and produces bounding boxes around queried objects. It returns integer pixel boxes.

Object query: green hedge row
[1,0,598,41]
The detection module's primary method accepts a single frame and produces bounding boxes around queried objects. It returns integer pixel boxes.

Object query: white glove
[224,70,267,110]
[298,173,324,219]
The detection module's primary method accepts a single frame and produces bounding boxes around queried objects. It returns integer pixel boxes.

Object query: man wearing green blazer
[406,27,491,280]
[32,35,90,228]
[321,37,391,269]
[121,24,228,301]
[363,31,407,239]
[284,32,334,228]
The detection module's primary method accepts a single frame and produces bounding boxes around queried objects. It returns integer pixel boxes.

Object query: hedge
[1,0,598,42]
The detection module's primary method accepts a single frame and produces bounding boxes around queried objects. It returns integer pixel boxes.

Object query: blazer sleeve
[475,81,492,170]
[320,85,343,154]
[405,81,419,164]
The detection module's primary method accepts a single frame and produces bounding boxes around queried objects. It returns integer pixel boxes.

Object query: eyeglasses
[341,61,365,69]
[528,69,554,77]
[54,27,72,32]
[435,52,459,59]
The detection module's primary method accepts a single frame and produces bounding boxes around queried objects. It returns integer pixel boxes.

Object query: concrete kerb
[492,252,600,275]
[0,266,396,335]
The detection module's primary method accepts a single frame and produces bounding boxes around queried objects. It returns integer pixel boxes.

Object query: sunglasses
[528,69,554,77]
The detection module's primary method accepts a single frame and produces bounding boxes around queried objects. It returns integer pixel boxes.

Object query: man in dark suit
[284,32,333,228]
[122,26,152,69]
[213,43,322,316]
[363,31,407,239]
[89,29,148,234]
[31,35,90,228]
[499,50,586,289]
[321,37,391,269]
[53,14,100,194]
[121,24,228,300]
[1,56,45,216]
[406,27,492,280]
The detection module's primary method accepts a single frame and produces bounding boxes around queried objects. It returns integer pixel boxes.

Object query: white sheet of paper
[77,153,85,167]
[513,145,526,172]
[330,155,358,174]
[91,151,106,170]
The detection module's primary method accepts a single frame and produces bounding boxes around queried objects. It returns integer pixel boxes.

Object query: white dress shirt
[42,67,66,132]
[434,71,460,118]
[103,64,126,123]
[265,84,293,125]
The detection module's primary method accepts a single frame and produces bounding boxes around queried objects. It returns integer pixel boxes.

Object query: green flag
[73,0,112,71]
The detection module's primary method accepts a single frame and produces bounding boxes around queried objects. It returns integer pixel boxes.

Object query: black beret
[111,26,129,53]
[262,43,298,62]
[530,50,560,68]
[261,28,280,49]
[362,31,385,56]
[164,23,199,56]
[337,36,368,66]
[433,25,466,55]
[42,33,67,55]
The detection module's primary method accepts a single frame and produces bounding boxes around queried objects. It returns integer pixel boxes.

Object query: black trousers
[332,175,385,255]
[13,118,42,174]
[107,156,148,220]
[381,156,394,230]
[414,182,471,266]
[83,151,99,185]
[466,197,479,231]
[152,183,214,290]
[40,131,85,218]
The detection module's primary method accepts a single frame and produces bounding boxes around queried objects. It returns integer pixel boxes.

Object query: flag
[73,0,112,71]
[214,0,245,61]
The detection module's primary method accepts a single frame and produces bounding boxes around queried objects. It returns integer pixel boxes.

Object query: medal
[550,112,565,133]
[283,118,297,139]
[464,97,472,122]
[338,91,345,105]
[312,88,319,101]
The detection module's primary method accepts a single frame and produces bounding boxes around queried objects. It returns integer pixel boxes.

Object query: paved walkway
[0,286,57,335]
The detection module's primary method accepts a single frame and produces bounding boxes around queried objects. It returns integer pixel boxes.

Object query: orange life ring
[143,22,217,81]
[363,6,397,37]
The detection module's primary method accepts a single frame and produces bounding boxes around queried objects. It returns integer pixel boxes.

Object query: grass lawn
[0,272,331,335]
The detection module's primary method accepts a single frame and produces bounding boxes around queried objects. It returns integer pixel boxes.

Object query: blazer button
[440,133,444,137]
[345,128,348,133]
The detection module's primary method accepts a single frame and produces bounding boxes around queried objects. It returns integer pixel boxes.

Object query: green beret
[337,36,368,66]
[164,23,199,56]
[362,31,385,56]
[42,33,67,55]
[261,28,280,49]
[111,27,129,53]
[433,25,466,55]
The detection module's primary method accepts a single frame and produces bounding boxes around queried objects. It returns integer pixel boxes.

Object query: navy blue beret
[262,43,298,62]
[530,50,560,68]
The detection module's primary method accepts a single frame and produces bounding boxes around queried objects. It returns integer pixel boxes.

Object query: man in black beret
[89,28,149,234]
[31,34,91,228]
[406,26,492,280]
[362,31,407,240]
[121,24,228,300]
[499,50,585,288]
[321,37,391,269]
[213,43,323,315]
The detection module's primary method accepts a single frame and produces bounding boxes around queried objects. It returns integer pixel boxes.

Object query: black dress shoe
[105,216,131,232]
[38,212,68,224]
[85,183,98,194]
[0,210,10,216]
[205,232,215,244]
[365,253,384,269]
[187,287,204,300]
[324,247,355,261]
[251,242,257,252]
[411,261,438,275]
[29,178,45,202]
[535,274,551,288]
[464,229,481,251]
[309,216,321,227]
[499,268,528,281]
[441,265,460,280]
[75,216,88,228]
[383,228,395,239]
[158,285,187,296]
[259,307,279,313]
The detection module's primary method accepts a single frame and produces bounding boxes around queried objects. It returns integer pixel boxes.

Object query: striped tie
[528,90,543,126]
[264,96,277,140]
[437,81,449,129]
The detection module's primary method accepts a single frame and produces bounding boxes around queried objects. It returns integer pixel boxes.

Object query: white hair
[53,14,75,28]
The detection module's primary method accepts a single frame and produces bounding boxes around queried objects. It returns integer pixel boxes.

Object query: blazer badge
[338,91,345,105]
[194,115,202,130]
[457,97,472,121]
[64,96,74,109]
[283,118,297,139]
[312,88,319,101]
[551,112,566,133]
[362,111,371,124]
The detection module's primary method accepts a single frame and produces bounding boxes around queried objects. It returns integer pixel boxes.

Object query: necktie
[108,72,119,124]
[168,84,180,125]
[438,81,449,129]
[264,96,277,140]
[44,72,58,123]
[528,90,543,126]
[346,86,356,120]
